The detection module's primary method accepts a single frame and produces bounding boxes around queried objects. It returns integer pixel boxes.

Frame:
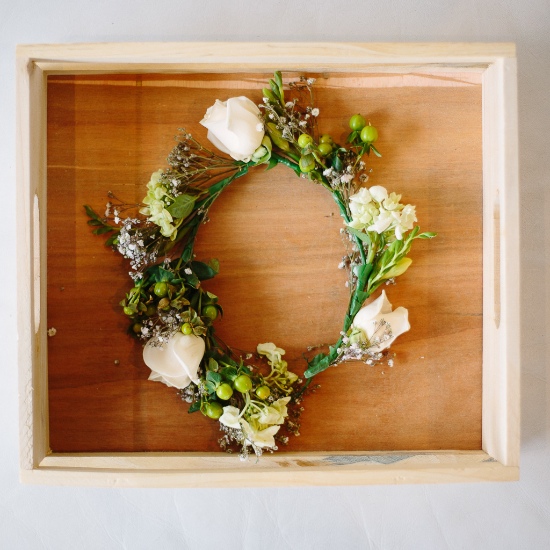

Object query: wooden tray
[16,43,519,486]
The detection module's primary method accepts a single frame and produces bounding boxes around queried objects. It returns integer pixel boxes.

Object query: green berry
[297,133,314,148]
[317,142,332,156]
[146,304,157,316]
[181,323,193,335]
[216,383,233,401]
[154,282,168,297]
[299,154,316,173]
[233,374,253,393]
[202,305,218,321]
[256,386,271,400]
[360,125,378,143]
[349,114,366,131]
[319,134,333,144]
[205,402,223,420]
[132,323,142,334]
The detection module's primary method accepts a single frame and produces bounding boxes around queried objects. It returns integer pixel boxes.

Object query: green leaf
[87,219,103,226]
[274,71,283,92]
[166,194,195,220]
[418,232,438,239]
[105,234,118,246]
[383,257,412,280]
[304,353,330,378]
[269,79,281,100]
[147,266,174,283]
[123,303,138,315]
[354,263,373,289]
[266,157,278,171]
[84,204,102,221]
[332,155,343,172]
[205,380,217,395]
[370,144,382,157]
[266,123,290,152]
[190,261,217,281]
[92,226,113,235]
[221,366,238,382]
[181,243,194,264]
[206,371,222,386]
[188,401,201,413]
[208,358,219,372]
[262,87,278,103]
[346,226,371,244]
[350,290,370,317]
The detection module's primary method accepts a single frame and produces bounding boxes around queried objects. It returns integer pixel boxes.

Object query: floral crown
[86,71,435,460]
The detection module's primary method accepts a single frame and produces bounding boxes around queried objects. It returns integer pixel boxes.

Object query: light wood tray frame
[16,43,519,487]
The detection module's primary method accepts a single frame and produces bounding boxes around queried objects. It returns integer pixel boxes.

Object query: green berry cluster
[195,357,274,421]
[119,258,222,339]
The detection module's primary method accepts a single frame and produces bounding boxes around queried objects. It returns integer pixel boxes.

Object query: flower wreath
[86,72,436,459]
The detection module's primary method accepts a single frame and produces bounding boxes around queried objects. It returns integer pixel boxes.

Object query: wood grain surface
[46,72,482,453]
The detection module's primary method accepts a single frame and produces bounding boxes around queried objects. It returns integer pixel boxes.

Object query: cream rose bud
[143,332,204,389]
[352,290,410,351]
[200,96,265,162]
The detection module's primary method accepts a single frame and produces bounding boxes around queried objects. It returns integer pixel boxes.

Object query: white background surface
[2,1,550,549]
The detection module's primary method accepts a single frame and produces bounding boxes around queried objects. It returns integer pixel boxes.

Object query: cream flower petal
[226,97,264,159]
[241,419,280,448]
[369,185,388,203]
[367,209,394,234]
[170,333,205,384]
[353,290,393,325]
[352,291,410,352]
[200,96,265,162]
[219,406,242,429]
[148,371,191,389]
[349,187,372,205]
[143,332,205,390]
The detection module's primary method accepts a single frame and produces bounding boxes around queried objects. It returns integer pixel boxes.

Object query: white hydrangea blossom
[139,170,178,240]
[347,185,416,240]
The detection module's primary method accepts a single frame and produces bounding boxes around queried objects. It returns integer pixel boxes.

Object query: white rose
[352,290,410,351]
[143,332,204,389]
[200,96,265,162]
